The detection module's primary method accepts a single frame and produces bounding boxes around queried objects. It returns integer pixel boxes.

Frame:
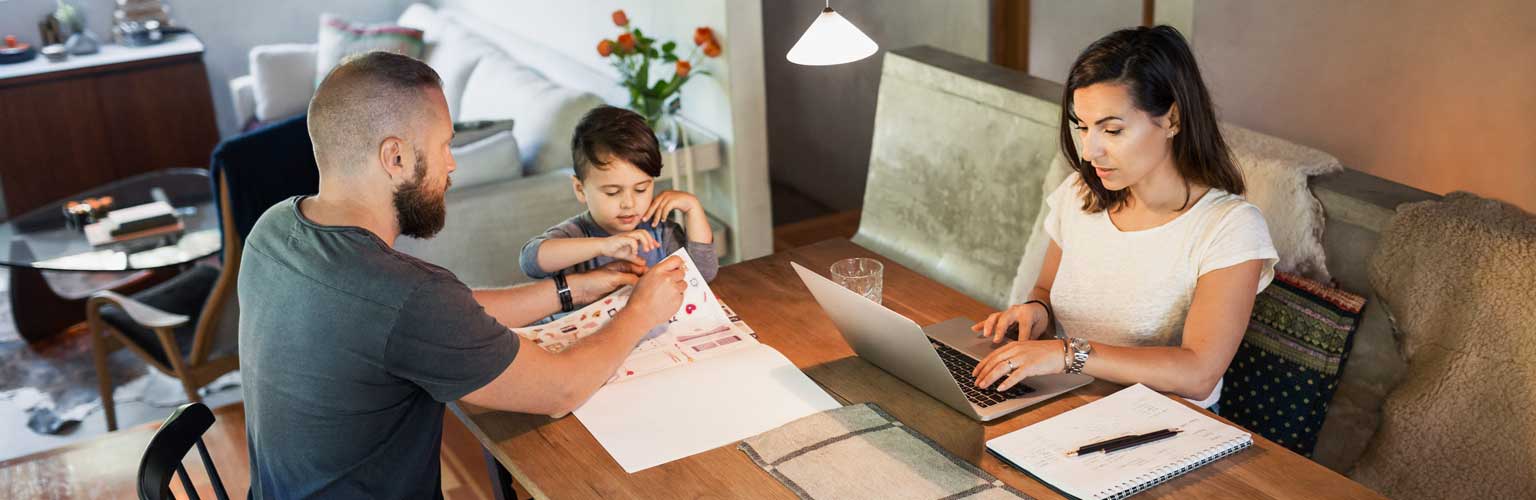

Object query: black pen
[1066,428,1181,456]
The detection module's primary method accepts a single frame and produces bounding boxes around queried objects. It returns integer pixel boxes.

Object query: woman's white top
[1043,173,1278,408]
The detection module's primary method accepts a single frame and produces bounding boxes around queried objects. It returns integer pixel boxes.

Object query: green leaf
[664,53,678,63]
[662,41,676,53]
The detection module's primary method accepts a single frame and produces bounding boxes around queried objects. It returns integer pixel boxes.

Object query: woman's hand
[971,339,1068,391]
[971,302,1049,344]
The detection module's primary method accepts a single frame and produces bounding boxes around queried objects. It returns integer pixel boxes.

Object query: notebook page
[987,384,1251,499]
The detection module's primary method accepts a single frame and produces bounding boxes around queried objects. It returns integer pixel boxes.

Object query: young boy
[520,106,718,284]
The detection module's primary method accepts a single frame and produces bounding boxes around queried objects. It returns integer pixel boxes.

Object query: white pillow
[457,54,605,176]
[250,44,318,122]
[314,13,425,86]
[449,130,523,191]
[421,29,500,121]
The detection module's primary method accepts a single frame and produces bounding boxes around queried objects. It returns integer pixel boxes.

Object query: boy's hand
[644,191,703,226]
[625,256,687,327]
[602,230,661,266]
[566,261,645,305]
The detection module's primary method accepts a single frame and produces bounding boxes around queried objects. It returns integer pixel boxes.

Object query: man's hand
[567,261,645,305]
[601,230,660,266]
[624,255,687,327]
[644,191,703,226]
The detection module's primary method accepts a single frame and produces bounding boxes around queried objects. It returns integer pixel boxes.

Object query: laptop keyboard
[930,339,1035,408]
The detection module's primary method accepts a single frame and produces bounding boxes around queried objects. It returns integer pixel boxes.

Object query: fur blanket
[1350,193,1536,499]
[1009,124,1341,304]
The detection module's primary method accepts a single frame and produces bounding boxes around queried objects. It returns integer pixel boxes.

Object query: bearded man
[237,52,686,499]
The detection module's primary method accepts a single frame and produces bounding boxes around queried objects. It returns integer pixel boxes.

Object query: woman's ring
[1005,360,1016,373]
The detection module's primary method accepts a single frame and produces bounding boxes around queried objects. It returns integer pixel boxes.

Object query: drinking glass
[830,257,884,304]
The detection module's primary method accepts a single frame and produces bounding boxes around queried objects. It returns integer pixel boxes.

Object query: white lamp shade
[786,8,879,66]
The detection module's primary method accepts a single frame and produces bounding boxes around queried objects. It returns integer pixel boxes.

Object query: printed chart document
[986,384,1251,499]
[511,249,840,473]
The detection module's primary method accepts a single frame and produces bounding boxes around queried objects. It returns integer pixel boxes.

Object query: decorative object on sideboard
[0,35,38,64]
[44,0,102,55]
[786,0,879,66]
[114,0,174,26]
[597,9,723,196]
[41,43,68,62]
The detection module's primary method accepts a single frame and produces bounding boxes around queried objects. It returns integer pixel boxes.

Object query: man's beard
[393,154,450,239]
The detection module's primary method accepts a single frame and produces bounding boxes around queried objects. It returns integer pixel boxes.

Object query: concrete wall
[1027,0,1536,213]
[762,0,990,215]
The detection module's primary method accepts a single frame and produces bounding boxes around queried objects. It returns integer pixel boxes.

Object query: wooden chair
[89,115,319,431]
[87,177,242,431]
[138,402,231,500]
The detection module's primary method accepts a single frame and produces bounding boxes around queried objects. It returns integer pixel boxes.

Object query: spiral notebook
[986,384,1251,500]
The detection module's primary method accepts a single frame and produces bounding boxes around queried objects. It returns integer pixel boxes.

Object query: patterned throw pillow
[1219,271,1366,457]
[314,13,425,86]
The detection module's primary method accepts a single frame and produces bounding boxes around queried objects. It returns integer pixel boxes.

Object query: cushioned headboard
[852,46,1065,309]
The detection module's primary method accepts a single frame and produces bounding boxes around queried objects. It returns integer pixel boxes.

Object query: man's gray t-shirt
[238,197,518,499]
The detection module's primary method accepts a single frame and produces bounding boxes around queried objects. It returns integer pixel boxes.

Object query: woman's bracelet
[1023,299,1057,339]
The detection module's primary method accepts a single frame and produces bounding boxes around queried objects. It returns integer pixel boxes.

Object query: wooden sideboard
[0,35,218,218]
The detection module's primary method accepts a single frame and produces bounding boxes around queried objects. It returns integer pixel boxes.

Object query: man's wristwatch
[553,273,574,312]
[1065,337,1093,374]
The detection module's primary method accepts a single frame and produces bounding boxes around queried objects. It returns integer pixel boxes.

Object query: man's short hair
[307,51,443,171]
[570,106,662,180]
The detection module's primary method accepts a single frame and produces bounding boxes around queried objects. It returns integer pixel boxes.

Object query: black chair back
[137,403,230,500]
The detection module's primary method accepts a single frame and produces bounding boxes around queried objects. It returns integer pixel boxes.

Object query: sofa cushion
[1350,193,1536,499]
[420,29,500,121]
[449,129,522,191]
[314,13,425,86]
[457,54,604,176]
[1219,271,1365,458]
[394,169,587,288]
[249,44,317,122]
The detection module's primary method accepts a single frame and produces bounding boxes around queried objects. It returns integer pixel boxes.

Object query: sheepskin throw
[1220,124,1341,283]
[1350,192,1536,500]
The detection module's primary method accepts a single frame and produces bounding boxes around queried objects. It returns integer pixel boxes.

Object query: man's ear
[571,175,588,204]
[378,137,408,179]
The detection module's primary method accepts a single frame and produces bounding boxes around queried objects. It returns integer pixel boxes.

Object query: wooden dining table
[451,238,1386,499]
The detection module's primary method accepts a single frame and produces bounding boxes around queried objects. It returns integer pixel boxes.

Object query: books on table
[987,384,1251,500]
[511,248,839,473]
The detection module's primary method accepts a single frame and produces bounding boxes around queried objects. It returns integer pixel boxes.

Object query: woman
[971,26,1276,409]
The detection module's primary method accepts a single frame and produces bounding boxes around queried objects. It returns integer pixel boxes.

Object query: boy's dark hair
[571,106,662,179]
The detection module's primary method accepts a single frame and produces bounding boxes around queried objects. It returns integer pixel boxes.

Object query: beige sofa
[854,46,1534,499]
[228,4,608,287]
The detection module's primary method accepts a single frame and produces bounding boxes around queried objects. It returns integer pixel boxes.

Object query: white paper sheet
[573,344,841,473]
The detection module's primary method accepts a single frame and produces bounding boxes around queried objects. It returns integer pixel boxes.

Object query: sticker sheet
[510,248,756,382]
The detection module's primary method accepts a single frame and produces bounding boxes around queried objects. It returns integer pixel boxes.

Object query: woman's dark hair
[1059,25,1243,213]
[571,105,662,180]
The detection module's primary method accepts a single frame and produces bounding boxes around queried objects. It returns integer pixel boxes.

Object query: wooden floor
[0,210,862,498]
[773,210,861,252]
[0,402,496,499]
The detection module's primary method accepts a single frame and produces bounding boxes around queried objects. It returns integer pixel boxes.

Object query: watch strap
[554,272,574,312]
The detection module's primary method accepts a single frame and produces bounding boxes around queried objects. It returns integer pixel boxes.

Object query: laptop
[792,262,1092,422]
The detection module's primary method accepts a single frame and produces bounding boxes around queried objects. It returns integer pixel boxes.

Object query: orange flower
[597,39,614,57]
[612,10,629,26]
[675,60,691,78]
[617,33,636,52]
[702,40,721,58]
[694,27,714,46]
